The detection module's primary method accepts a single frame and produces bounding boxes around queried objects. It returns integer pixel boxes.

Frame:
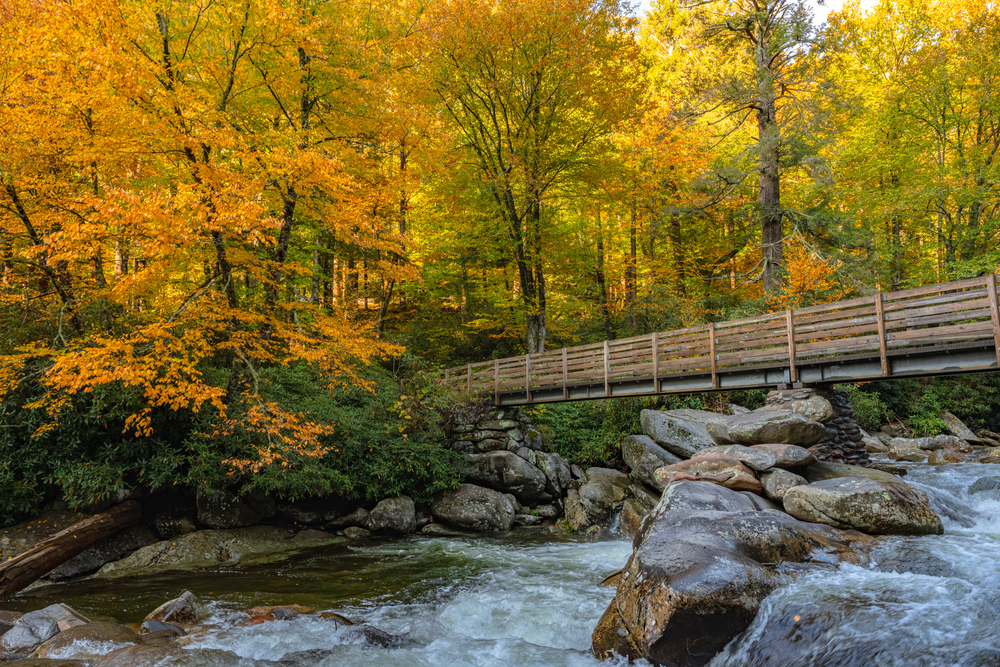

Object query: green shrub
[843,385,888,432]
[527,394,706,468]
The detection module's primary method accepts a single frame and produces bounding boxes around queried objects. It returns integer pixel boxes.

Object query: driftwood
[0,501,141,598]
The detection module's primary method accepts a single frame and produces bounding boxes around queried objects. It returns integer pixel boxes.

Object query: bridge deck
[443,275,1000,406]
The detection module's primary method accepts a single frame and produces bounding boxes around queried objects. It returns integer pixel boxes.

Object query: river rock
[534,452,572,497]
[578,468,631,523]
[343,526,370,539]
[31,622,140,660]
[431,484,515,532]
[461,451,548,502]
[420,523,469,536]
[46,525,160,581]
[749,443,817,468]
[706,410,827,446]
[153,515,198,540]
[981,448,1000,463]
[1,605,89,655]
[325,507,369,529]
[893,450,928,463]
[366,496,416,535]
[802,460,906,485]
[564,488,588,530]
[97,645,243,666]
[196,489,260,529]
[145,591,200,625]
[760,389,834,423]
[618,498,650,539]
[700,444,776,471]
[622,434,681,487]
[783,477,943,535]
[639,409,721,458]
[760,468,807,503]
[936,435,973,453]
[596,481,871,666]
[941,411,980,443]
[928,449,964,465]
[652,453,763,494]
[969,476,1000,500]
[592,603,641,662]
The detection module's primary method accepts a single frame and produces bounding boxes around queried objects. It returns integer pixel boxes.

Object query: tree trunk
[670,213,685,297]
[596,210,614,341]
[756,42,783,292]
[0,502,141,598]
[626,200,637,328]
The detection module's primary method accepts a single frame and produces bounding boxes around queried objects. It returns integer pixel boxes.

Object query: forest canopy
[1,0,998,513]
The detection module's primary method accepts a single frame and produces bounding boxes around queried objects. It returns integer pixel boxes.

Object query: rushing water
[11,460,1000,666]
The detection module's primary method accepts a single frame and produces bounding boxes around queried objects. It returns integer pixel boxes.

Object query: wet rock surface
[652,453,763,494]
[431,484,515,532]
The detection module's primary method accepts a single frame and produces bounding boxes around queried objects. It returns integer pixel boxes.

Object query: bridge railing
[443,275,1000,403]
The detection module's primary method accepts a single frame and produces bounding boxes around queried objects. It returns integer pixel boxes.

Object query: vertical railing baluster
[562,348,568,399]
[987,274,1000,367]
[785,310,797,384]
[652,331,660,393]
[874,293,889,377]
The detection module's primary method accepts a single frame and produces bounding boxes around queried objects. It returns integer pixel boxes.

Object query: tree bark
[596,210,614,341]
[756,40,783,292]
[0,502,141,598]
[670,213,685,297]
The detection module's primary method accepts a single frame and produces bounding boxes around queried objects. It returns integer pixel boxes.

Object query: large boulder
[577,468,631,524]
[639,409,721,458]
[699,444,776,471]
[941,410,981,444]
[783,477,943,535]
[759,388,834,423]
[533,452,572,498]
[652,453,763,494]
[431,484,515,532]
[196,489,260,529]
[749,443,816,468]
[706,410,827,446]
[759,468,807,503]
[969,477,1000,500]
[366,496,416,535]
[802,460,905,485]
[622,434,681,488]
[595,481,871,666]
[461,451,548,502]
[46,525,159,581]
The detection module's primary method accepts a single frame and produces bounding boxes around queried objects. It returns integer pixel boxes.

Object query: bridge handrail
[442,274,1000,403]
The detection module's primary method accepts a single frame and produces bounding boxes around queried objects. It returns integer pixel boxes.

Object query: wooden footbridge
[442,275,1000,406]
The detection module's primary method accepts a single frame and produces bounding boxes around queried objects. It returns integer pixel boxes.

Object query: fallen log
[0,501,141,598]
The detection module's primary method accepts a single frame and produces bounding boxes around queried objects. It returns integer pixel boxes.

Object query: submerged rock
[0,605,89,655]
[639,409,721,458]
[144,591,200,625]
[31,622,139,660]
[706,410,827,447]
[653,453,763,494]
[431,484,515,532]
[783,477,943,535]
[969,477,1000,500]
[595,481,871,666]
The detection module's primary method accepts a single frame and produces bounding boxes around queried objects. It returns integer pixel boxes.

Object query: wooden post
[603,341,610,396]
[708,324,718,389]
[466,363,472,395]
[785,310,797,383]
[524,355,531,403]
[562,348,569,399]
[874,293,889,376]
[987,274,1000,367]
[494,359,500,405]
[651,332,660,393]
[444,368,450,386]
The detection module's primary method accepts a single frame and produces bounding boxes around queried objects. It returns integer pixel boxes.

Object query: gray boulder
[144,590,200,625]
[783,477,943,535]
[969,477,1000,500]
[639,409,721,458]
[534,452,572,497]
[759,389,834,423]
[431,484,515,532]
[196,489,260,529]
[461,451,548,502]
[749,443,816,468]
[941,411,981,443]
[366,496,416,535]
[706,409,827,446]
[759,468,807,503]
[592,481,872,666]
[1,604,89,654]
[31,622,140,660]
[578,468,631,524]
[622,434,681,487]
[700,444,776,471]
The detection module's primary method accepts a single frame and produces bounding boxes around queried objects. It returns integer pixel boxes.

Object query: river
[11,459,1000,666]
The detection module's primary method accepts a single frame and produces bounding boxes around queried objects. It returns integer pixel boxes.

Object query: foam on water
[710,459,1000,667]
[186,537,635,666]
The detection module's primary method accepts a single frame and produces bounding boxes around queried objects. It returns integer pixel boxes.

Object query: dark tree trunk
[670,213,685,297]
[596,211,614,341]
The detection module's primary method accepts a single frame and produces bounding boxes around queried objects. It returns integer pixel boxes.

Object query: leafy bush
[843,385,888,432]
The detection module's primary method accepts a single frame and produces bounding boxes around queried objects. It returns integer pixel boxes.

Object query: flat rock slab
[639,409,721,459]
[707,410,827,447]
[783,477,943,535]
[802,460,905,485]
[701,445,776,471]
[750,444,816,468]
[653,453,763,494]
